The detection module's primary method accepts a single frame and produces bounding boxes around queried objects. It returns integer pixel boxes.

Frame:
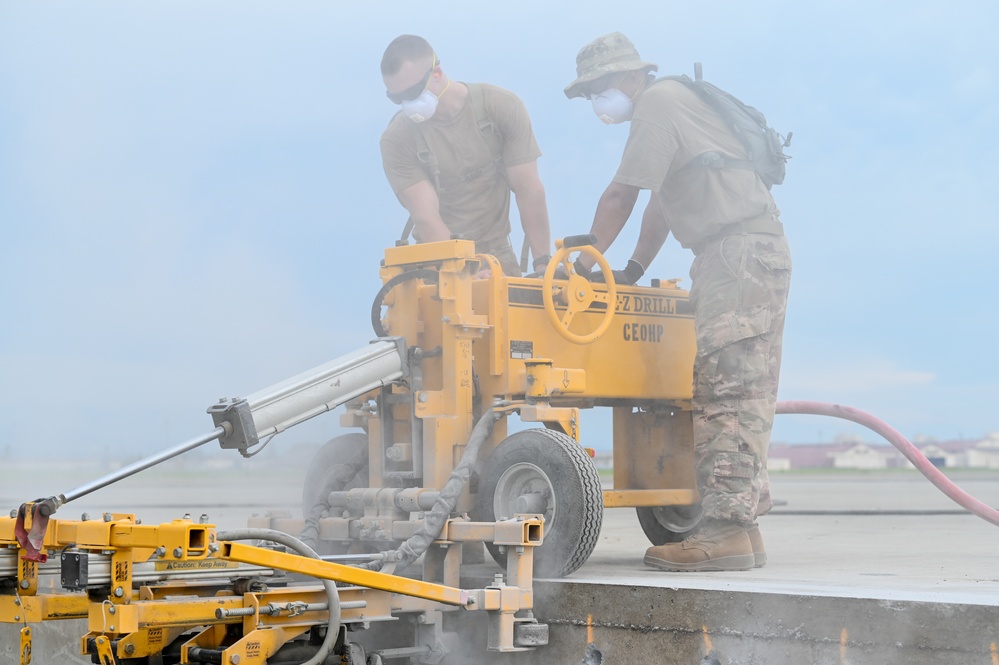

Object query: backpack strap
[412,123,442,192]
[648,74,757,176]
[467,83,505,171]
[468,84,532,272]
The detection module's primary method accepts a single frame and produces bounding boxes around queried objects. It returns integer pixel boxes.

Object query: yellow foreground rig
[1,236,698,664]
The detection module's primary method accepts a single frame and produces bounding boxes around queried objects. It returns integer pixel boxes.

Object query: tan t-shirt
[380,83,541,245]
[613,79,780,250]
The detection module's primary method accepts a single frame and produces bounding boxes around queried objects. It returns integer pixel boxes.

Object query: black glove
[545,258,591,280]
[588,259,646,286]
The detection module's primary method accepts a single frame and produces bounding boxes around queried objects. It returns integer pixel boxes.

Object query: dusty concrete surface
[3,466,999,663]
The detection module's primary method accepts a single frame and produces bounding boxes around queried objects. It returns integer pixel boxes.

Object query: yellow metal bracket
[93,635,116,665]
[524,358,586,399]
[519,403,581,442]
[220,542,472,606]
[603,489,699,508]
[19,626,31,665]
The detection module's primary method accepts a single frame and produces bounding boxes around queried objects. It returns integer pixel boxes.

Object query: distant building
[768,433,999,470]
[961,433,999,468]
[831,443,894,469]
[767,443,854,470]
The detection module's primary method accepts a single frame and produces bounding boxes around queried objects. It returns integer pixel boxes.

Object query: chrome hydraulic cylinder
[209,338,408,452]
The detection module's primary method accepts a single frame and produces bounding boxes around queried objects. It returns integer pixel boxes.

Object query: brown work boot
[747,523,766,568]
[644,520,754,572]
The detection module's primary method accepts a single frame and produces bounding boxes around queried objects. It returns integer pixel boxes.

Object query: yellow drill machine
[1,236,697,664]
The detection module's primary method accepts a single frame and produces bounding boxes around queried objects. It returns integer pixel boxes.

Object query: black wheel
[475,429,603,578]
[302,432,369,515]
[636,504,703,545]
[302,433,369,554]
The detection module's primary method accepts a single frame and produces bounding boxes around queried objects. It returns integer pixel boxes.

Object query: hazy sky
[2,2,998,461]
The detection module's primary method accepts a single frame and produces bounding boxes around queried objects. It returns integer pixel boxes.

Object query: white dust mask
[591,88,634,125]
[401,89,439,123]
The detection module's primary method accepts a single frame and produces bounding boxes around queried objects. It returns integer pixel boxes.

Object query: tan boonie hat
[564,32,658,99]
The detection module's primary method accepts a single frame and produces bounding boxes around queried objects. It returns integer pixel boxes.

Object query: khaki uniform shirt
[380,83,541,245]
[613,79,780,250]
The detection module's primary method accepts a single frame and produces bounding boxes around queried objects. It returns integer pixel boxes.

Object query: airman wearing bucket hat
[564,32,658,100]
[565,32,792,574]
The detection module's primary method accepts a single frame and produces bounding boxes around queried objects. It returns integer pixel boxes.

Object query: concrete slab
[484,470,999,664]
[3,466,998,663]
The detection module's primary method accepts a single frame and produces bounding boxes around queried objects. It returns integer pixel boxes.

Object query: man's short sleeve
[482,85,542,168]
[612,84,685,191]
[380,118,428,196]
[613,115,679,192]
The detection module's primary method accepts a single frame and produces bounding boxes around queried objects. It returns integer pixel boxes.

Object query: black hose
[300,446,369,550]
[388,407,502,572]
[371,269,439,337]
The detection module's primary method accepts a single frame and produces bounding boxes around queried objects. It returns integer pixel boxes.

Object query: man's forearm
[412,214,452,242]
[516,188,551,261]
[398,180,450,242]
[581,181,640,268]
[631,195,670,268]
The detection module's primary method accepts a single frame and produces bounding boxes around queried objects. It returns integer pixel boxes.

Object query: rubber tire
[636,504,703,546]
[302,432,369,518]
[300,433,370,557]
[475,429,603,578]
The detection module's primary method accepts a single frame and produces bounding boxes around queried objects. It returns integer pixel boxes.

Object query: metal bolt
[108,606,116,615]
[13,598,21,606]
[209,543,219,553]
[173,547,183,558]
[153,547,166,558]
[8,510,15,519]
[125,644,135,655]
[114,586,124,598]
[417,614,427,624]
[109,625,115,632]
[13,615,19,621]
[441,316,450,323]
[418,393,428,403]
[183,513,191,520]
[19,580,29,589]
[200,514,209,524]
[81,513,91,521]
[230,655,241,664]
[135,518,141,524]
[103,513,113,522]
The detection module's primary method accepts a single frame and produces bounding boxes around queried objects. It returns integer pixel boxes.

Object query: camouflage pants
[475,236,522,277]
[689,232,791,524]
